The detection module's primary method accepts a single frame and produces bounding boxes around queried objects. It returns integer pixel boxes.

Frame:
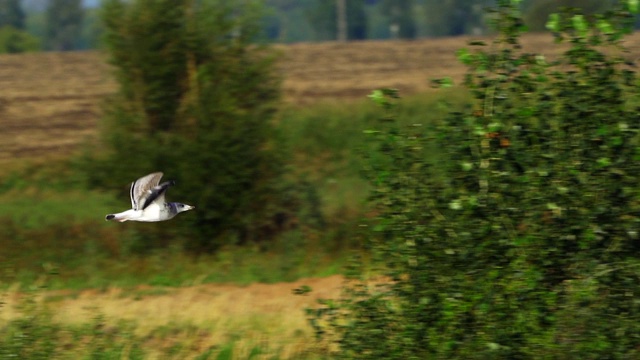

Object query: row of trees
[0,0,627,54]
[266,0,623,42]
[0,0,85,53]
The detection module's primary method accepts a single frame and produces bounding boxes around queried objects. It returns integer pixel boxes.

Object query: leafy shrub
[79,0,290,251]
[311,0,640,358]
[523,0,615,32]
[0,25,40,53]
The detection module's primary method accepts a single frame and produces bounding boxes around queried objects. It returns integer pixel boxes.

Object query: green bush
[311,0,640,358]
[0,25,40,53]
[79,0,289,251]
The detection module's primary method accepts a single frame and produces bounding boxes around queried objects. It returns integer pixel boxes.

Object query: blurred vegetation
[0,25,39,53]
[11,0,640,50]
[305,0,368,41]
[380,0,417,39]
[0,88,468,290]
[0,0,38,53]
[0,0,24,29]
[424,0,494,36]
[523,0,615,32]
[310,0,640,358]
[45,0,83,51]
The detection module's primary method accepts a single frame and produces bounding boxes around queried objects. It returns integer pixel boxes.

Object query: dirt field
[0,32,609,161]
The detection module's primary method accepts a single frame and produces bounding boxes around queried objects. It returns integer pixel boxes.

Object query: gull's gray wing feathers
[140,180,175,210]
[130,172,164,210]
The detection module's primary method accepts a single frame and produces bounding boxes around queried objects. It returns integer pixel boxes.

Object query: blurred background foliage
[1,0,640,53]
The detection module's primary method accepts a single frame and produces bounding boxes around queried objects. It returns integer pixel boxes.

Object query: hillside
[1,32,637,161]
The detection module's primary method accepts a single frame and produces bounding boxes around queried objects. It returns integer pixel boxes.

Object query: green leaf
[629,0,639,14]
[474,125,486,136]
[441,77,453,88]
[449,199,462,210]
[488,122,502,132]
[535,54,547,66]
[368,89,385,106]
[596,19,614,35]
[611,136,623,146]
[468,195,478,207]
[546,13,560,32]
[572,15,588,38]
[456,48,473,65]
[292,285,312,295]
[597,126,608,136]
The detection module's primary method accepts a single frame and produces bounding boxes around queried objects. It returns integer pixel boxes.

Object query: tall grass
[0,270,341,359]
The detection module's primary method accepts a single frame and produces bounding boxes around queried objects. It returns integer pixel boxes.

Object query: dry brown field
[0,275,344,358]
[3,32,626,161]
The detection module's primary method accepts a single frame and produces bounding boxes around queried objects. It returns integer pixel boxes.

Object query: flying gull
[105,172,194,222]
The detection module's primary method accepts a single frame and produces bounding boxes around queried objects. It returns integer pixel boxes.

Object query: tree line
[0,0,629,54]
[265,0,622,42]
[0,0,87,53]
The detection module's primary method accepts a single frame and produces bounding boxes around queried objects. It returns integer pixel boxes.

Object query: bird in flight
[105,172,194,222]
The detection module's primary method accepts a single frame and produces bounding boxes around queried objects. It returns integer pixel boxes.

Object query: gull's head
[174,203,195,214]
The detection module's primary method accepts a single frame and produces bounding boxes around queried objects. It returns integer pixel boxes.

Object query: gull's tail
[105,211,134,222]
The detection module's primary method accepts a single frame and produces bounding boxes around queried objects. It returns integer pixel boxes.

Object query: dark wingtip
[106,214,115,221]
[169,180,176,186]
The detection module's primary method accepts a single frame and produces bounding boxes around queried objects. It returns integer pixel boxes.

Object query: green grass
[0,88,472,359]
[0,88,471,291]
[278,88,469,167]
[0,189,117,229]
[277,87,470,218]
[0,242,352,291]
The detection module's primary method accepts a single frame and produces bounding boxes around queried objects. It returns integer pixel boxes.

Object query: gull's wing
[140,180,175,210]
[130,172,163,210]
